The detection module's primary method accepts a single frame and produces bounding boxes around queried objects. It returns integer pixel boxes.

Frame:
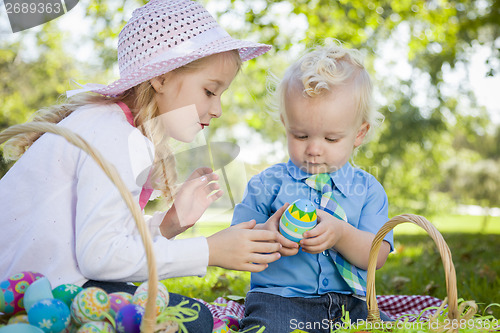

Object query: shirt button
[322,250,329,256]
[322,278,329,286]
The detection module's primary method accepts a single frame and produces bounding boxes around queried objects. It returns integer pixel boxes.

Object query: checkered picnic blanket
[198,294,443,325]
[197,297,246,319]
[376,295,443,321]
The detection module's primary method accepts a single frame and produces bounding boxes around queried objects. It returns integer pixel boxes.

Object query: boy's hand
[253,203,299,257]
[299,210,344,254]
[160,167,222,238]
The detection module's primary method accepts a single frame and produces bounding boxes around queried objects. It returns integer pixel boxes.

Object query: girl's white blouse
[0,103,209,286]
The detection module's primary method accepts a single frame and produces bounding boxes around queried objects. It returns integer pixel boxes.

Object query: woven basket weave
[365,214,479,333]
[0,122,163,333]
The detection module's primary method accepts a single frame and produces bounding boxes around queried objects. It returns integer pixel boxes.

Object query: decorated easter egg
[131,292,166,316]
[0,323,45,333]
[27,299,71,333]
[132,282,169,316]
[75,321,114,333]
[279,199,317,242]
[108,292,132,317]
[52,285,82,309]
[0,271,45,315]
[111,292,133,303]
[115,304,144,333]
[134,282,169,307]
[212,318,230,333]
[7,314,29,325]
[24,278,53,312]
[220,314,239,330]
[70,288,110,325]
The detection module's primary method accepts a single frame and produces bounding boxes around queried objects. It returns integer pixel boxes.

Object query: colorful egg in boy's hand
[279,199,317,242]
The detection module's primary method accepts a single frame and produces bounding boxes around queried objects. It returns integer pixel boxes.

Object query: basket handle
[0,122,158,333]
[366,214,459,322]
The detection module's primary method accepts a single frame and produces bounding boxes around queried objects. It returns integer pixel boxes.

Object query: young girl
[232,44,394,332]
[0,0,283,330]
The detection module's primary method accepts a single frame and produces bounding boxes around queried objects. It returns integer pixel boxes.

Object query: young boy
[231,44,394,332]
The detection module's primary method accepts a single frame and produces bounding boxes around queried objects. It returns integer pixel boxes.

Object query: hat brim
[91,38,271,97]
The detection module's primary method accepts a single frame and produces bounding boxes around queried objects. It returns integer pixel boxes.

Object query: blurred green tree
[442,122,500,230]
[212,0,499,216]
[1,0,498,216]
[0,21,82,175]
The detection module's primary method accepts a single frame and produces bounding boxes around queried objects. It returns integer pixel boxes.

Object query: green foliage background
[1,0,499,218]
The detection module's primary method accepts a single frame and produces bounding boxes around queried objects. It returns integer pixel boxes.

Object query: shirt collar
[286,159,354,197]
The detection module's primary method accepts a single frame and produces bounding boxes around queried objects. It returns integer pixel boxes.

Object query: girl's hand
[207,220,282,272]
[254,203,299,256]
[160,167,222,238]
[299,210,344,254]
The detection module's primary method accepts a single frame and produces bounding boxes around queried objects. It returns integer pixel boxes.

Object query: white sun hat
[67,0,271,97]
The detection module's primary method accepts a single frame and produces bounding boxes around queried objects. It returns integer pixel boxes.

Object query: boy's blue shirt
[231,159,394,298]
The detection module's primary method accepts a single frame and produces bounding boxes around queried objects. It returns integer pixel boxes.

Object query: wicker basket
[365,214,478,333]
[0,122,166,333]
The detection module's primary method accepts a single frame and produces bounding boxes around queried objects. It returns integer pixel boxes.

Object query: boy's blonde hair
[276,42,383,143]
[3,50,241,203]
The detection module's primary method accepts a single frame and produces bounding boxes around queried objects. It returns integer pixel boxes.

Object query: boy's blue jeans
[240,291,393,333]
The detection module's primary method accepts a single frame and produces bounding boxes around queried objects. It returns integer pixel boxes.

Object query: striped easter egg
[279,199,317,242]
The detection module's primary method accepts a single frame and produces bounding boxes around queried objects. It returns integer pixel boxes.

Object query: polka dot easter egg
[134,282,169,306]
[279,199,317,242]
[108,292,132,317]
[132,282,169,316]
[70,287,110,325]
[0,271,45,316]
[27,299,71,333]
[131,292,166,317]
[111,292,133,303]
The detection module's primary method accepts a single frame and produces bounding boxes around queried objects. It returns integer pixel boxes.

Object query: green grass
[161,214,500,319]
[392,214,500,234]
[376,233,499,318]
